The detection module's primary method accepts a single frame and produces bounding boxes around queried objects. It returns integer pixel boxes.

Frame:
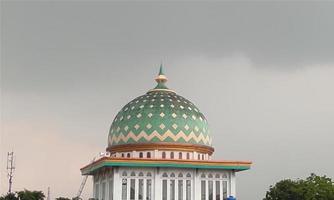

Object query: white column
[213,180,216,200]
[134,178,138,200]
[182,180,186,200]
[113,168,121,200]
[230,172,236,198]
[194,170,201,200]
[154,168,161,200]
[143,179,147,200]
[154,150,159,159]
[205,180,209,200]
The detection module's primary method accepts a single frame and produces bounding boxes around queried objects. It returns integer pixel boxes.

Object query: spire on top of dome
[154,64,169,90]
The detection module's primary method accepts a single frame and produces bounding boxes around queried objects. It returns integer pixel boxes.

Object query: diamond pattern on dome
[134,124,140,130]
[109,90,211,147]
[159,124,165,130]
[146,123,152,129]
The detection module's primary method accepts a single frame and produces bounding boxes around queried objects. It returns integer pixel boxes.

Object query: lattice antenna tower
[7,152,15,193]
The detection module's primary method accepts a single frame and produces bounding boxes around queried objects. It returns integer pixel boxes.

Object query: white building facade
[81,66,251,200]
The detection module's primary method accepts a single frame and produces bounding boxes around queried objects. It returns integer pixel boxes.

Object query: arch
[198,154,200,160]
[186,152,190,159]
[186,173,191,178]
[170,173,175,177]
[201,174,205,178]
[147,172,152,177]
[147,152,151,158]
[178,173,183,178]
[127,153,130,158]
[178,152,182,159]
[122,171,127,177]
[139,152,143,158]
[162,152,166,159]
[121,153,125,157]
[139,172,144,177]
[208,174,213,178]
[170,152,174,159]
[202,154,205,160]
[215,174,220,178]
[130,172,136,176]
[162,172,168,178]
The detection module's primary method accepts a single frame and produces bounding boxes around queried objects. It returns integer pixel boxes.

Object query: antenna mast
[7,152,15,193]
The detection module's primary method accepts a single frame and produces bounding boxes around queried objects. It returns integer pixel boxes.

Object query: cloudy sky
[1,1,334,199]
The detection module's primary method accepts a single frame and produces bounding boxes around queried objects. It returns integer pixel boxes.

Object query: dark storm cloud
[2,1,334,93]
[1,1,334,200]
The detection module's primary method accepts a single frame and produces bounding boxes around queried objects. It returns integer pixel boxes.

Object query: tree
[16,190,45,200]
[0,193,18,200]
[264,173,334,200]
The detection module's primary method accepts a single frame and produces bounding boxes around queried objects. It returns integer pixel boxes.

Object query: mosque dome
[107,65,213,155]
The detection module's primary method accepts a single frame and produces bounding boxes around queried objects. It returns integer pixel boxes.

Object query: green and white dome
[108,66,212,148]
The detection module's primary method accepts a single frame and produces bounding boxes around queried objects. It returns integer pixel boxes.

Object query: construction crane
[73,157,96,200]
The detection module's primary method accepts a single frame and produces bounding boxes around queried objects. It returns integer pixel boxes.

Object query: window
[170,152,174,159]
[127,153,130,158]
[178,180,183,200]
[170,180,175,200]
[162,180,167,200]
[186,180,191,200]
[122,179,127,200]
[186,173,191,178]
[162,152,166,159]
[131,172,136,176]
[186,153,190,159]
[146,179,152,200]
[179,152,182,159]
[201,181,206,200]
[130,179,135,200]
[209,181,213,200]
[202,154,205,160]
[95,183,100,200]
[223,181,228,200]
[139,152,143,158]
[198,154,200,160]
[138,179,144,200]
[216,181,220,200]
[122,171,127,177]
[122,153,125,157]
[102,182,106,200]
[147,152,151,158]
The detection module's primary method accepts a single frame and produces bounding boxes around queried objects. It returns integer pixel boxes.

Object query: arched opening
[147,152,151,158]
[178,152,182,159]
[186,152,190,159]
[170,152,174,159]
[139,152,143,158]
[121,153,125,158]
[127,153,130,158]
[162,152,166,159]
[202,154,205,160]
[198,154,200,160]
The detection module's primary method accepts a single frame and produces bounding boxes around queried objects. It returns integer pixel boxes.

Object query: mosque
[81,66,251,200]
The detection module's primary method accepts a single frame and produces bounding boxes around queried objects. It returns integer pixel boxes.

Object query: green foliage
[264,173,334,200]
[0,193,18,200]
[0,190,45,200]
[16,189,45,200]
[55,198,71,200]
